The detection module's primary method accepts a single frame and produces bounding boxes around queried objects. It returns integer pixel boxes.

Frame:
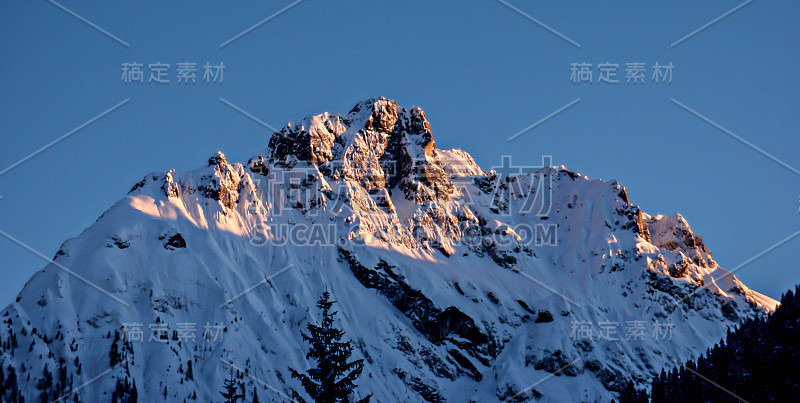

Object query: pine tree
[220,371,245,403]
[109,331,120,367]
[650,284,800,402]
[618,380,647,403]
[288,290,371,403]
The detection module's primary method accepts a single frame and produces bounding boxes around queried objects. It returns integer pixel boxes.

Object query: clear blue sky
[1,0,798,304]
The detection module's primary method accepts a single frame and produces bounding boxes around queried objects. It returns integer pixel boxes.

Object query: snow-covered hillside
[0,97,776,402]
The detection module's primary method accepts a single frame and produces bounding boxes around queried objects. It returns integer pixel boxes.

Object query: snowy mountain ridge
[0,97,776,402]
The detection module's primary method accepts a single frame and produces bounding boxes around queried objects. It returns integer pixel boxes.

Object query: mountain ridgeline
[0,98,777,401]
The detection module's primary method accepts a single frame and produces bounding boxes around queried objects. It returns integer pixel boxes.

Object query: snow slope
[0,97,776,402]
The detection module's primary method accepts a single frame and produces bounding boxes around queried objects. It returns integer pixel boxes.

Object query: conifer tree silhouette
[288,290,370,403]
[220,370,245,403]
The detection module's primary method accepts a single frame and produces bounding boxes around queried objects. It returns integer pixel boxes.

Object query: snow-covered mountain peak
[0,98,778,402]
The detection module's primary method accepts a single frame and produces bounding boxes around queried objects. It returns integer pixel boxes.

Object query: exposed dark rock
[596,366,626,392]
[110,235,130,249]
[516,300,535,315]
[645,271,696,311]
[434,307,488,346]
[618,187,630,204]
[419,346,458,381]
[369,188,394,212]
[616,205,651,243]
[584,359,602,372]
[208,151,227,166]
[163,234,186,250]
[485,241,516,268]
[447,349,481,381]
[528,349,580,377]
[267,118,335,166]
[562,169,581,180]
[496,384,542,402]
[473,174,497,195]
[128,173,161,195]
[535,311,554,323]
[338,250,491,363]
[161,171,180,198]
[667,259,690,278]
[129,177,148,194]
[721,300,739,321]
[393,369,445,402]
[247,154,269,175]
